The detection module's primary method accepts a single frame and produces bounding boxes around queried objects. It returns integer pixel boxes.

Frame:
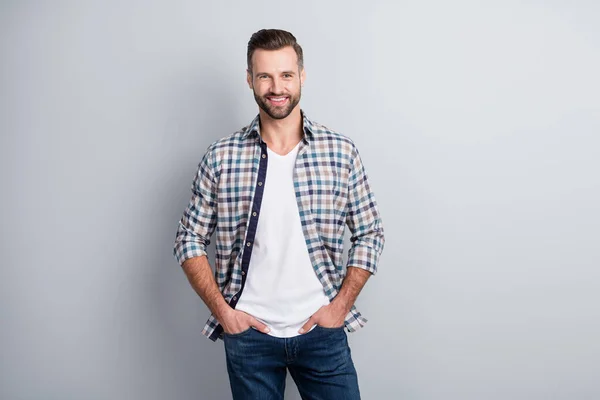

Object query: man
[173,29,385,399]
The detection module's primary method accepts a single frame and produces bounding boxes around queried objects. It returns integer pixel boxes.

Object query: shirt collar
[242,109,316,143]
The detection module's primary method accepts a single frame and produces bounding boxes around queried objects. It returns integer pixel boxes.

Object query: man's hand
[298,301,349,334]
[298,266,372,334]
[219,307,271,335]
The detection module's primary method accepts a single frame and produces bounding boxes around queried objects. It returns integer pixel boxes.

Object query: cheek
[254,82,270,94]
[283,81,298,91]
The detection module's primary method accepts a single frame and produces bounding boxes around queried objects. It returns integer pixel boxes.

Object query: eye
[283,74,292,78]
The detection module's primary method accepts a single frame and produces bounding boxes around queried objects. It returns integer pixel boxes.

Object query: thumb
[299,317,316,334]
[249,317,271,334]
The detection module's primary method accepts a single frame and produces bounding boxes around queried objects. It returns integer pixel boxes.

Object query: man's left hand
[298,301,348,334]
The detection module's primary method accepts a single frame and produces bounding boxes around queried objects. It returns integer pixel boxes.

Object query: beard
[253,87,301,120]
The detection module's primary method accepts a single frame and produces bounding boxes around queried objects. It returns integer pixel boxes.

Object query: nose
[271,77,283,94]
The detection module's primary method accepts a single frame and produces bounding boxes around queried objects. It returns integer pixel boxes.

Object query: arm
[344,143,385,276]
[329,142,386,310]
[299,143,385,333]
[327,266,372,320]
[173,148,269,334]
[173,148,218,265]
[173,148,228,318]
[181,255,232,324]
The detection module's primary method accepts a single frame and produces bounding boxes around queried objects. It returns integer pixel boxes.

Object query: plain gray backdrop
[1,1,599,399]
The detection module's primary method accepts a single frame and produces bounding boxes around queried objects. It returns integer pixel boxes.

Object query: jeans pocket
[315,324,345,331]
[223,326,254,338]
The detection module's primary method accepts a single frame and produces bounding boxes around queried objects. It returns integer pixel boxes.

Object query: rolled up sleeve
[173,147,218,266]
[345,143,385,275]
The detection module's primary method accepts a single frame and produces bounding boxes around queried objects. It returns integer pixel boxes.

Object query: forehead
[250,46,299,72]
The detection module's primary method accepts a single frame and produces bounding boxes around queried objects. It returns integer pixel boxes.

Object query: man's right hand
[219,307,271,335]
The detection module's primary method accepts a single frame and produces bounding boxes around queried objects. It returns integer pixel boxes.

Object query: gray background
[1,1,599,399]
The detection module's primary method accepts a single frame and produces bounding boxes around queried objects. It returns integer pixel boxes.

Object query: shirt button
[233,296,237,301]
[246,242,252,247]
[241,271,246,276]
[262,154,266,158]
[252,212,257,216]
[258,182,263,186]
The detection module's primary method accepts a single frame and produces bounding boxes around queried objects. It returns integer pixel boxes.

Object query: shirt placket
[209,137,268,340]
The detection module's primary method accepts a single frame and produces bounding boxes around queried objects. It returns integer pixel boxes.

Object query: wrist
[331,296,352,315]
[214,300,233,322]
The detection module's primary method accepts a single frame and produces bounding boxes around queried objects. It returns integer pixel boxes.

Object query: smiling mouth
[267,96,289,106]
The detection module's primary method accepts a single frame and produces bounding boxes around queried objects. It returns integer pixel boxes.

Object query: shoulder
[206,127,248,154]
[309,119,359,156]
[201,119,257,162]
[198,122,255,178]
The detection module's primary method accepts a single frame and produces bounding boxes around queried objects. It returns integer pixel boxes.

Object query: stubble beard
[253,87,301,120]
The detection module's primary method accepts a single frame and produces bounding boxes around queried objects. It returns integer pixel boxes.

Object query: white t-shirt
[235,140,330,337]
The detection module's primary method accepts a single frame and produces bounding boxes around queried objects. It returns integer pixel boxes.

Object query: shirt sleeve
[345,143,385,275]
[173,147,218,266]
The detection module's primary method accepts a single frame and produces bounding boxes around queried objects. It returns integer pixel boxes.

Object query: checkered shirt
[173,110,385,341]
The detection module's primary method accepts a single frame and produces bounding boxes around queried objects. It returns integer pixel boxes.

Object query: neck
[258,106,303,147]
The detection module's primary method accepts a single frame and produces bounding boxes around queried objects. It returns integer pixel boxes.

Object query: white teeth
[270,97,286,101]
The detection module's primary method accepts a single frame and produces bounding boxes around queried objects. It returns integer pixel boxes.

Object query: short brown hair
[247,29,304,74]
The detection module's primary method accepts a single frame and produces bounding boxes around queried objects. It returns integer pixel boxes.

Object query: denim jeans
[223,324,361,399]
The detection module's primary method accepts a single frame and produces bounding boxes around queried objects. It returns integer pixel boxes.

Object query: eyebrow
[255,71,296,76]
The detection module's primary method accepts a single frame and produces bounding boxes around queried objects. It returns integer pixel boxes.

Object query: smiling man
[173,29,385,399]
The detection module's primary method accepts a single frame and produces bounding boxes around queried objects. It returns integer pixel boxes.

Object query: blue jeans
[223,325,361,399]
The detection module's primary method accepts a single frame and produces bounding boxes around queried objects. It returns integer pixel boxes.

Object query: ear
[246,69,253,89]
[300,67,306,87]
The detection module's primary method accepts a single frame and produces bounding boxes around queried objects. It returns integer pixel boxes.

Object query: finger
[299,318,316,334]
[249,317,271,333]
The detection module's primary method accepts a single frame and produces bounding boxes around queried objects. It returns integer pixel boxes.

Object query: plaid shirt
[173,110,385,341]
